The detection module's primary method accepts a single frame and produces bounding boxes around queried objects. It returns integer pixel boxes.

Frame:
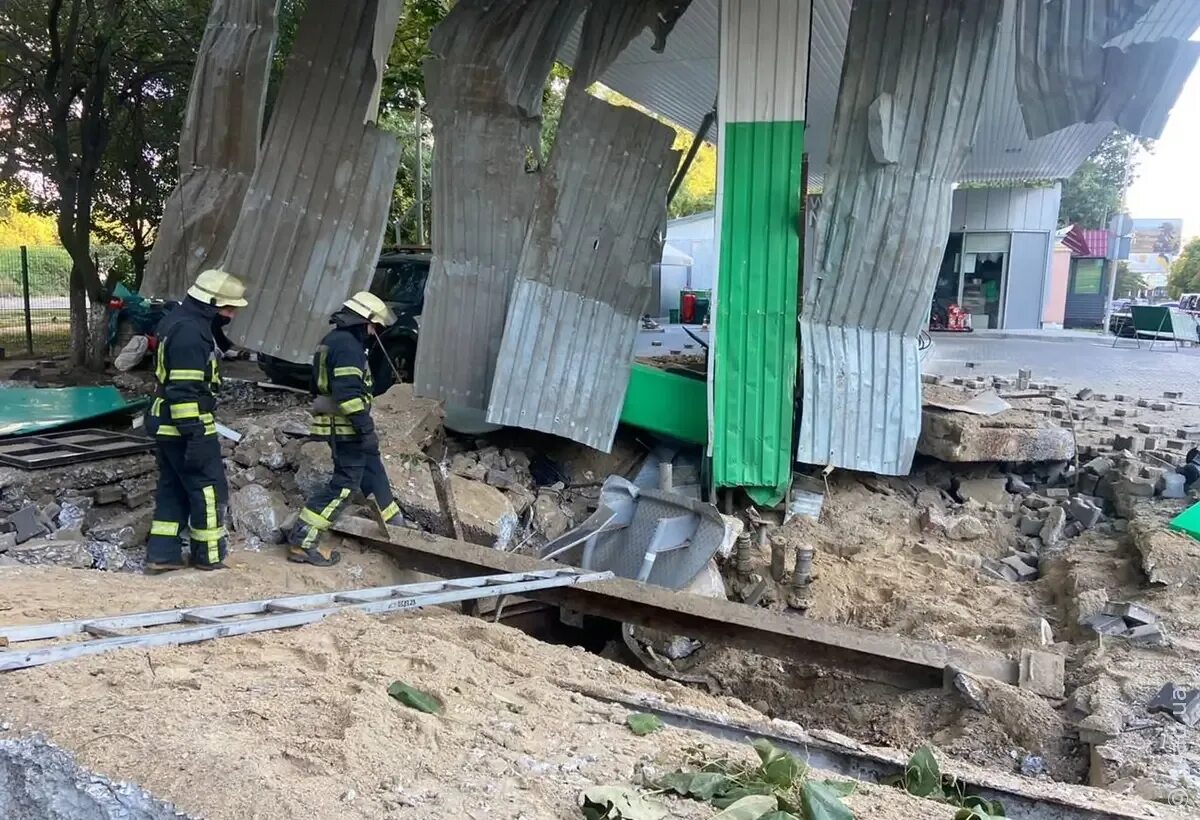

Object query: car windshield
[369,259,429,308]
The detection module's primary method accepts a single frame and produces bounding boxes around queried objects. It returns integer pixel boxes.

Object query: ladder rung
[181,612,223,624]
[83,623,123,638]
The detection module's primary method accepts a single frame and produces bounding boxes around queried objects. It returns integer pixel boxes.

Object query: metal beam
[332,516,1039,690]
[667,106,716,205]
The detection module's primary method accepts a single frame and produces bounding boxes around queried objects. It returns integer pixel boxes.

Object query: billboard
[1130,218,1183,255]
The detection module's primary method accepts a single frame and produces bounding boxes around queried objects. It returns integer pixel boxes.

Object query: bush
[0,246,72,298]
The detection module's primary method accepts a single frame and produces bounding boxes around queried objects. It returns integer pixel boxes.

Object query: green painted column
[711,0,810,506]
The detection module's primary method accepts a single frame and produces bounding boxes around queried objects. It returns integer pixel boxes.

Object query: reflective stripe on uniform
[169,369,205,381]
[190,525,226,541]
[156,425,182,437]
[317,348,329,394]
[340,397,366,414]
[299,488,350,533]
[170,402,201,419]
[155,344,167,382]
[150,520,180,537]
[333,366,363,378]
[380,501,400,521]
[201,485,219,564]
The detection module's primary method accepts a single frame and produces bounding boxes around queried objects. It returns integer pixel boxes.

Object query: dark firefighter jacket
[148,296,222,438]
[310,310,376,440]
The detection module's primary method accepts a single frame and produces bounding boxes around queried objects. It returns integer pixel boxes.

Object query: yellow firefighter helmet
[343,291,397,327]
[188,269,249,308]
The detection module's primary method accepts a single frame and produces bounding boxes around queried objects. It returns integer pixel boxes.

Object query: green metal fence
[0,245,72,358]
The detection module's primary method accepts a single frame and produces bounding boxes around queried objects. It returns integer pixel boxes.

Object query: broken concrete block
[449,476,518,549]
[0,532,15,552]
[1142,436,1159,451]
[484,468,521,491]
[532,492,571,540]
[1102,601,1157,625]
[1023,495,1053,510]
[229,484,290,544]
[1000,554,1039,581]
[1018,513,1044,537]
[1044,488,1070,499]
[1150,402,1170,412]
[946,515,987,541]
[1148,683,1200,727]
[1114,393,1130,401]
[1114,477,1156,499]
[1136,398,1151,408]
[293,441,334,499]
[1066,498,1103,529]
[1135,423,1165,435]
[1006,475,1032,494]
[1040,506,1067,547]
[1064,521,1085,538]
[1126,623,1166,646]
[92,484,125,505]
[1076,388,1094,401]
[920,373,941,384]
[5,506,48,545]
[955,478,1011,507]
[981,558,1020,582]
[384,459,447,535]
[917,408,1075,463]
[1018,649,1065,698]
[7,537,92,568]
[1081,613,1128,636]
[1112,435,1138,451]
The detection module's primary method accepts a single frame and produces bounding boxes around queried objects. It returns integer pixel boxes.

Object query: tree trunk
[68,265,90,368]
[131,233,148,291]
[85,298,108,370]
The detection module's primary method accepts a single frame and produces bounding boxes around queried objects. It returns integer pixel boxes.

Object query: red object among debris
[930,302,973,332]
[681,292,697,323]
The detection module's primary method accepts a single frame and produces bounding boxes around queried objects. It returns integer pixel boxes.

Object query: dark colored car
[257,251,430,392]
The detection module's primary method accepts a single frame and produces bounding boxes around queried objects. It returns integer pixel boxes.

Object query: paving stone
[1082,456,1115,476]
[920,373,942,384]
[1018,513,1044,536]
[1045,487,1071,499]
[1115,477,1157,499]
[1102,601,1158,625]
[1006,475,1033,494]
[955,478,1011,507]
[1163,391,1183,400]
[1137,399,1151,408]
[1126,623,1166,646]
[5,506,48,545]
[1040,506,1067,547]
[1023,495,1053,510]
[1148,683,1200,726]
[93,485,124,505]
[1019,649,1065,698]
[1066,498,1104,529]
[1076,388,1094,401]
[1000,554,1039,581]
[1142,437,1159,451]
[1112,435,1138,450]
[1136,423,1165,434]
[1150,402,1171,412]
[1114,393,1130,401]
[1082,613,1128,636]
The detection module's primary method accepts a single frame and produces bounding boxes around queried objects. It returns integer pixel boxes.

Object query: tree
[1114,260,1147,298]
[1168,237,1200,297]
[0,184,59,246]
[0,0,205,367]
[1058,129,1153,228]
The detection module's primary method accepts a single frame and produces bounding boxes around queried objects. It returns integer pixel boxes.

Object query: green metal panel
[620,363,707,445]
[713,120,804,506]
[0,387,147,437]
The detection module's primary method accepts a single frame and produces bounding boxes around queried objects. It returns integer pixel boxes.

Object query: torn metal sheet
[224,0,403,363]
[414,0,585,420]
[1013,0,1200,140]
[142,0,278,299]
[541,476,740,590]
[797,0,1003,476]
[485,92,678,451]
[0,388,148,438]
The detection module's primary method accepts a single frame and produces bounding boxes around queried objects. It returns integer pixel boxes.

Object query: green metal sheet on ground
[1169,501,1200,541]
[620,364,707,445]
[0,387,147,437]
[713,120,804,507]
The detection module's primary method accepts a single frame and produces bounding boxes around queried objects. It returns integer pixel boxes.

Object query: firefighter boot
[287,521,342,567]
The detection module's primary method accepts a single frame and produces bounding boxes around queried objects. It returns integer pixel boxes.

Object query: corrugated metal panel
[950,185,1062,233]
[224,0,401,363]
[711,0,809,505]
[143,0,277,299]
[1013,0,1200,140]
[559,0,1195,188]
[798,0,1003,475]
[414,1,585,417]
[1106,0,1200,47]
[486,74,678,448]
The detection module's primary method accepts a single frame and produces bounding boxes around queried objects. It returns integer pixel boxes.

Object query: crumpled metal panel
[486,91,678,451]
[142,0,278,299]
[224,0,402,363]
[1106,0,1200,48]
[797,0,1003,475]
[1013,0,1200,139]
[414,0,585,416]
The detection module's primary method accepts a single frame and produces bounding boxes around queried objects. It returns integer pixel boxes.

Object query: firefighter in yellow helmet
[288,291,401,565]
[144,269,248,574]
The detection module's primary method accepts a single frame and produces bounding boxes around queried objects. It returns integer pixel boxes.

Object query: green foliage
[386,681,443,715]
[1058,130,1153,229]
[0,186,58,247]
[1168,237,1200,297]
[0,247,72,298]
[1114,261,1148,298]
[625,713,664,736]
[580,786,668,820]
[653,740,855,818]
[889,746,1007,817]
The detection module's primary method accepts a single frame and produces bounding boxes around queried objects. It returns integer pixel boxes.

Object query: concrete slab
[918,408,1075,463]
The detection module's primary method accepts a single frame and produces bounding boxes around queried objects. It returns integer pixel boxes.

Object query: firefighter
[288,291,402,566]
[144,269,248,574]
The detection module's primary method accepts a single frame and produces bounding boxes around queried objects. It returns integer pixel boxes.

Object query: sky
[1125,56,1200,240]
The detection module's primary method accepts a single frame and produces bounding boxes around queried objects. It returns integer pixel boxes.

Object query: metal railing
[0,245,72,358]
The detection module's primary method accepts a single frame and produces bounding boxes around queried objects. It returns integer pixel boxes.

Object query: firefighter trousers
[296,437,398,550]
[146,436,229,567]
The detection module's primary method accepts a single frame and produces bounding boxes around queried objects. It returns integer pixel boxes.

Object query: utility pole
[415,105,425,246]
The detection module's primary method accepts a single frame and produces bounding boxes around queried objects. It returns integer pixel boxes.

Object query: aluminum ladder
[0,568,612,672]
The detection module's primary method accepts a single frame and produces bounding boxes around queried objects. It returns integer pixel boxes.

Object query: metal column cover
[142,0,279,299]
[797,0,1003,475]
[711,0,810,505]
[223,0,403,363]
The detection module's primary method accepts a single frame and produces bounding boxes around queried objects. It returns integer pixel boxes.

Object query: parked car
[257,250,431,392]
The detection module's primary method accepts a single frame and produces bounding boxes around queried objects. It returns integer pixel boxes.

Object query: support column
[711,0,810,506]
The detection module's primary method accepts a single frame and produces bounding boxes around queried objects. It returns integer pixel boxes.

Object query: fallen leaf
[386,681,443,715]
[580,785,668,819]
[711,794,778,818]
[625,713,664,736]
